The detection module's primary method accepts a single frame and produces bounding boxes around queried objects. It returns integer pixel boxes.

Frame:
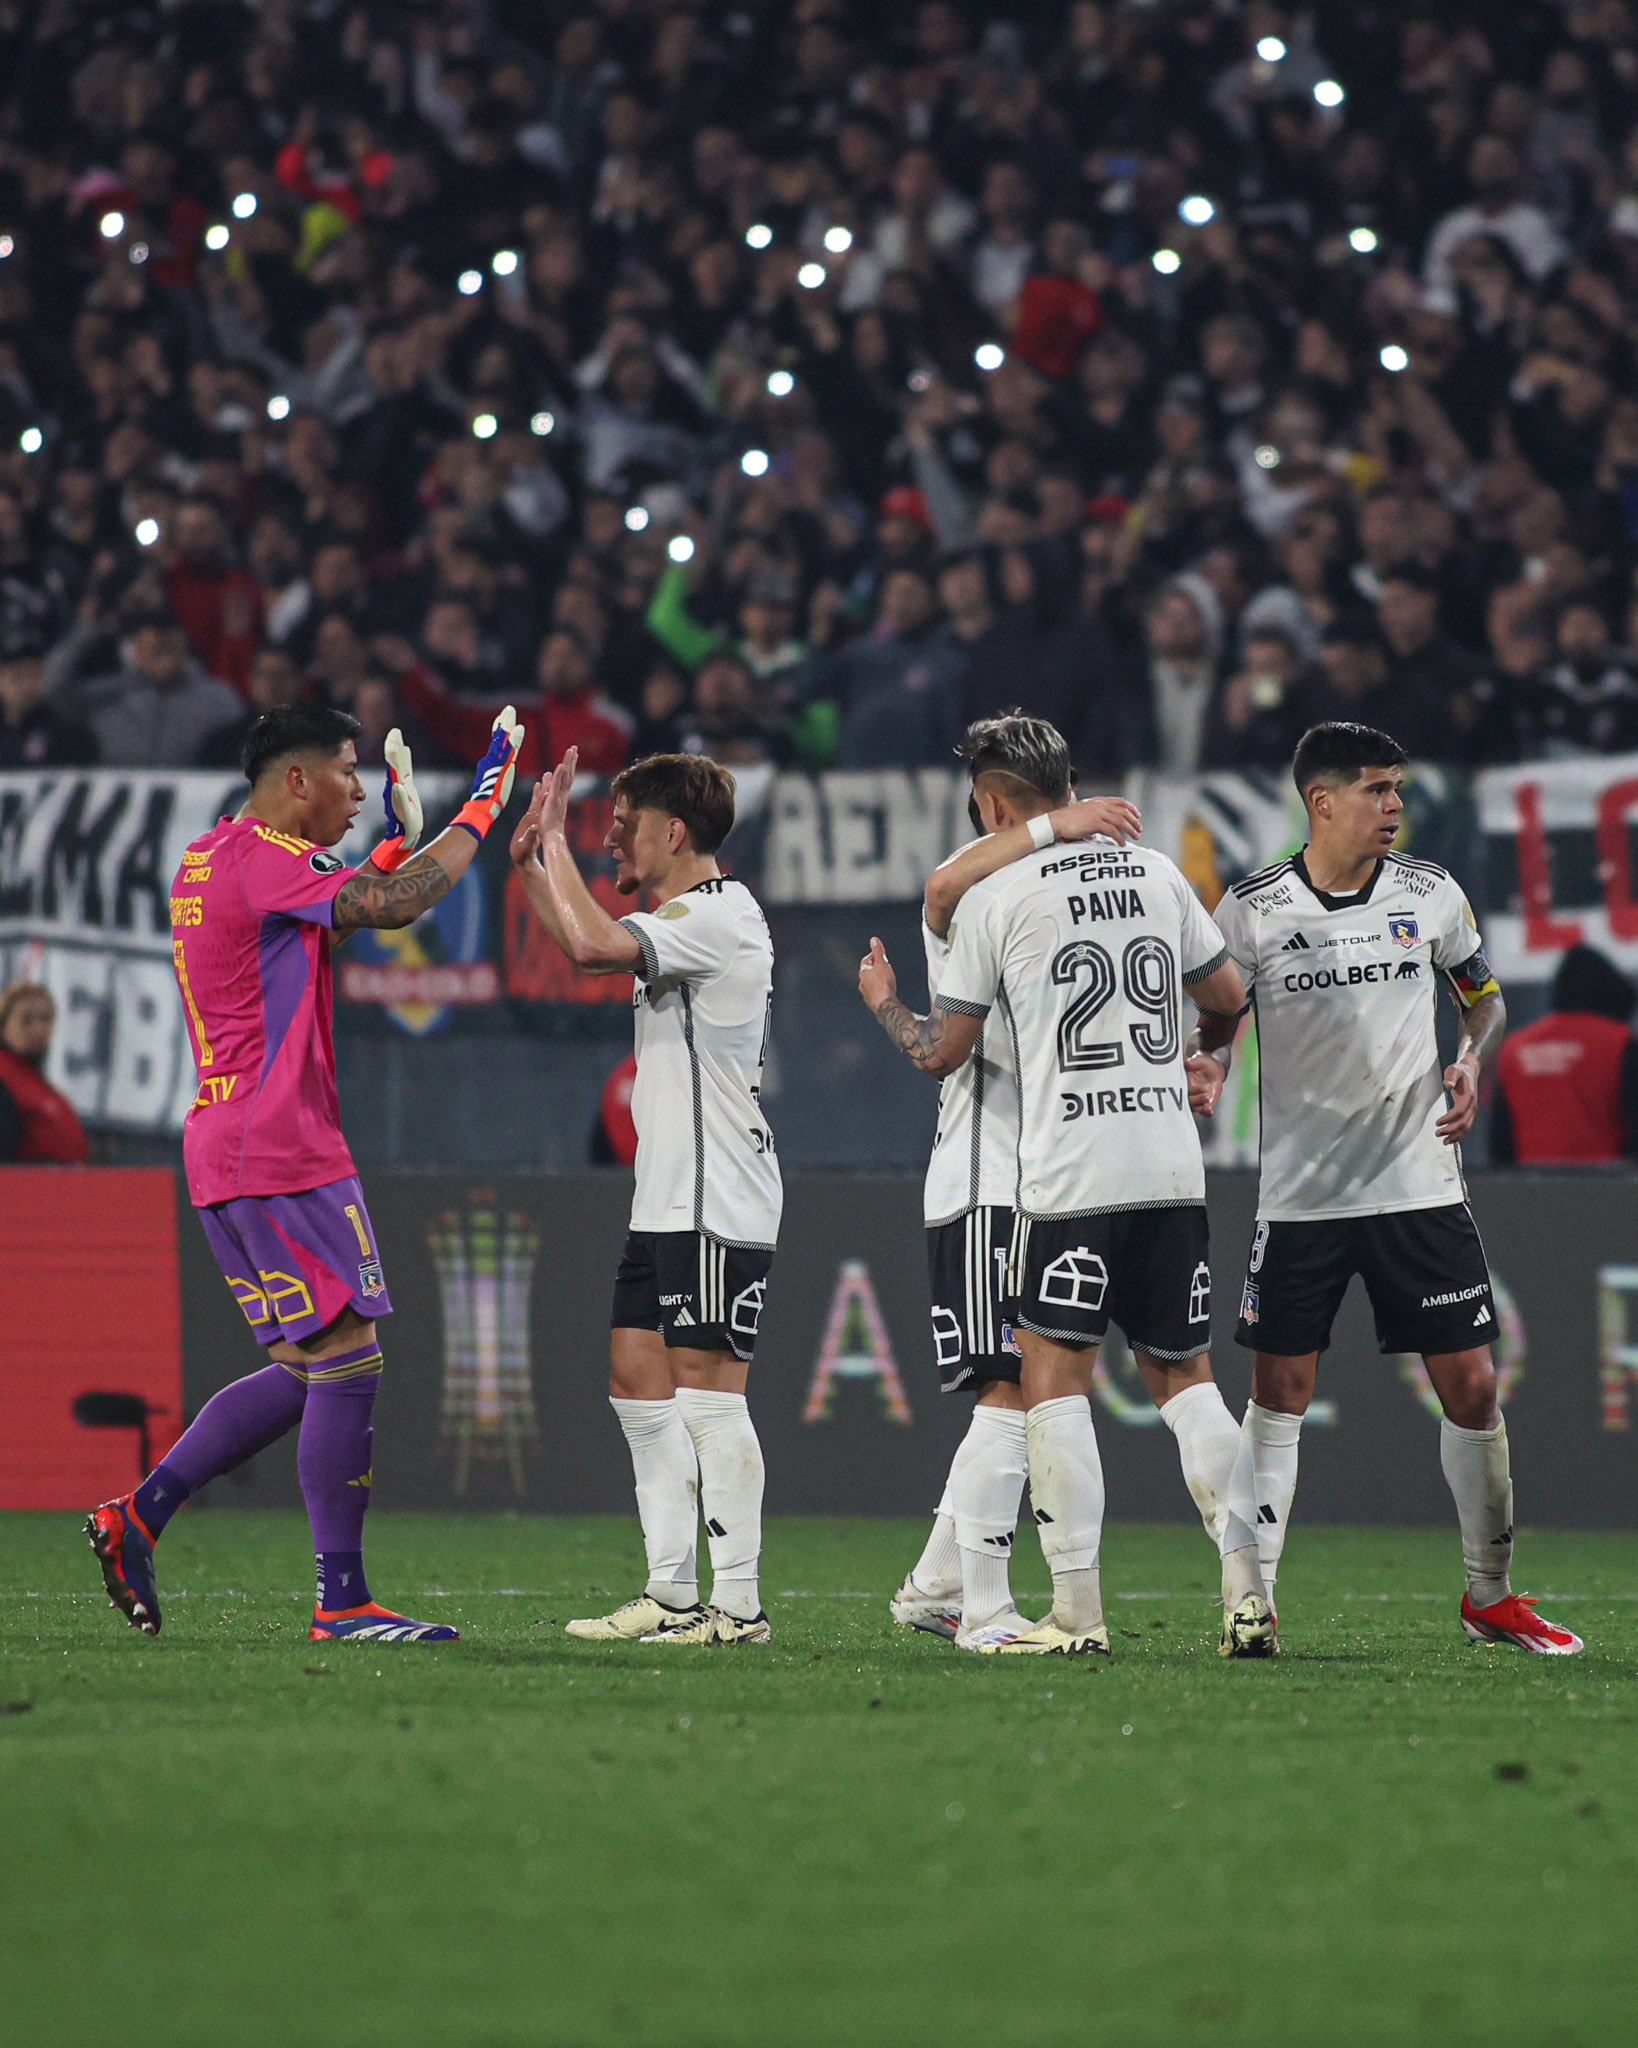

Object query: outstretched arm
[510,750,641,975]
[333,707,524,931]
[924,794,1143,937]
[857,936,982,1077]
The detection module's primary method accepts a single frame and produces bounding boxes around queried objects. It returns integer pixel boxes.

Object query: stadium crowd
[3,0,1638,781]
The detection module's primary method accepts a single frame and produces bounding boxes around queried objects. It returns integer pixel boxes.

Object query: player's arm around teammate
[511,748,780,1645]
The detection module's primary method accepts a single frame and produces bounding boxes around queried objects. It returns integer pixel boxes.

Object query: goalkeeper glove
[366,729,424,874]
[452,705,526,842]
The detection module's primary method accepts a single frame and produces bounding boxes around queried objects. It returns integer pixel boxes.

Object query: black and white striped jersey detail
[1229,856,1296,900]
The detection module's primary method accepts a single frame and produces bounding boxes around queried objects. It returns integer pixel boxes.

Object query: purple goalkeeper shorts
[198,1176,393,1345]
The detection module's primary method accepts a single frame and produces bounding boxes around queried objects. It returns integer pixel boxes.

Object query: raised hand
[366,728,424,874]
[858,935,898,1014]
[451,706,526,843]
[1052,794,1142,846]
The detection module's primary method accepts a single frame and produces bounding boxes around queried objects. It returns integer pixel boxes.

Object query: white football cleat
[986,1616,1111,1657]
[639,1605,771,1645]
[1219,1592,1278,1659]
[565,1594,704,1641]
[954,1610,1036,1652]
[890,1575,961,1641]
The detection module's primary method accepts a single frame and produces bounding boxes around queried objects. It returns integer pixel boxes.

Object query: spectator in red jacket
[0,984,90,1165]
[382,625,632,781]
[1492,947,1638,1165]
[164,500,263,697]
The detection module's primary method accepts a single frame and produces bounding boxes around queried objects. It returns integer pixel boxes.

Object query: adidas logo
[673,1306,695,1326]
[1279,932,1311,952]
[1474,1304,1492,1326]
[1257,1504,1279,1525]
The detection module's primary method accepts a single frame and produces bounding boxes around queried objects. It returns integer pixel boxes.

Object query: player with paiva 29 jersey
[1192,720,1583,1655]
[510,746,779,1646]
[89,702,525,1643]
[860,716,1275,1659]
[886,714,1279,1653]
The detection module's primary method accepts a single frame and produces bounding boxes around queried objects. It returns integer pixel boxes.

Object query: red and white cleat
[1460,1592,1583,1656]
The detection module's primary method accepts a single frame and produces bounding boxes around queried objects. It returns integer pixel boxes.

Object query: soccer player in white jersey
[511,748,780,1646]
[861,796,1273,1657]
[1192,721,1582,1655]
[888,714,1264,1653]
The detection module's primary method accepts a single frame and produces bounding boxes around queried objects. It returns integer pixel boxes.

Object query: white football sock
[1242,1402,1304,1605]
[951,1405,1028,1628]
[1440,1416,1513,1609]
[674,1387,765,1620]
[1158,1379,1242,1550]
[909,1485,961,1598]
[610,1397,699,1609]
[1025,1395,1106,1631]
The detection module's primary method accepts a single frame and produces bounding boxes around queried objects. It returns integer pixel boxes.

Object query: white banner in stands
[1475,754,1638,983]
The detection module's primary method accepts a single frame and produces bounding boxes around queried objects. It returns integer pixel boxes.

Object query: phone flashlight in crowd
[1254,445,1281,469]
[625,507,650,533]
[822,226,853,255]
[1314,80,1346,108]
[1179,194,1215,226]
[767,370,796,397]
[204,223,229,251]
[745,223,773,250]
[266,395,291,422]
[18,427,43,454]
[457,269,483,296]
[1380,344,1410,374]
[797,263,827,290]
[1257,36,1287,61]
[668,535,696,565]
[231,192,257,219]
[129,243,149,265]
[0,233,13,257]
[135,517,161,547]
[530,411,555,437]
[907,367,933,394]
[491,249,520,277]
[1349,227,1379,254]
[472,413,498,440]
[974,343,1005,373]
[99,210,125,239]
[741,449,770,478]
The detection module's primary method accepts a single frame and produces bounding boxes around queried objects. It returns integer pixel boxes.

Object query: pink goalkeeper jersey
[173,815,357,1207]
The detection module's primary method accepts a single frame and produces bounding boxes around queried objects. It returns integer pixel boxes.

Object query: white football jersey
[619,877,782,1249]
[922,913,1020,1226]
[1213,850,1500,1222]
[935,842,1229,1219]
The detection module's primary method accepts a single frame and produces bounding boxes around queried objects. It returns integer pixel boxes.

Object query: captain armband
[1446,946,1501,1008]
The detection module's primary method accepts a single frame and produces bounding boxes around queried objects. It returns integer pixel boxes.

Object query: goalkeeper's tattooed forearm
[873,996,955,1075]
[334,860,456,931]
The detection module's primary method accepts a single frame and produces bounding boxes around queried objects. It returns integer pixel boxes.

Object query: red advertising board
[0,1168,184,1510]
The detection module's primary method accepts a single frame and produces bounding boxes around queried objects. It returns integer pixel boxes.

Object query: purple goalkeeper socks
[140,1363,310,1532]
[297,1345,384,1606]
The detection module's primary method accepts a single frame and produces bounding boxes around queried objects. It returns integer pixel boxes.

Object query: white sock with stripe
[951,1405,1028,1628]
[1440,1416,1513,1609]
[1024,1395,1106,1633]
[1158,1379,1241,1549]
[674,1387,765,1621]
[610,1397,700,1610]
[1241,1402,1304,1606]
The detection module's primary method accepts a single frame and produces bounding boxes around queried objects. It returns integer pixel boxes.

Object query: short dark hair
[1291,721,1407,804]
[958,710,1072,807]
[610,752,736,855]
[242,704,362,787]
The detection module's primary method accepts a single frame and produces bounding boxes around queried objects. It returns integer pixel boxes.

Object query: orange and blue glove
[452,706,526,842]
[366,728,423,874]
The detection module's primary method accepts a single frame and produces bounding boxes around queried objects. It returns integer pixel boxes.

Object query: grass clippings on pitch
[2,1513,1632,2048]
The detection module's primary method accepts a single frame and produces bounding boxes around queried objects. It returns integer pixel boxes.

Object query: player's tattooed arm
[332,828,477,930]
[858,936,982,1076]
[1438,986,1506,1145]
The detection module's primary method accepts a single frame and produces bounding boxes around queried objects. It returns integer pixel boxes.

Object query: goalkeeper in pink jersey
[87,701,523,1644]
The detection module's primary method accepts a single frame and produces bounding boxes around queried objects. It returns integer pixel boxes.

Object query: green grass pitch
[3,1512,1633,2048]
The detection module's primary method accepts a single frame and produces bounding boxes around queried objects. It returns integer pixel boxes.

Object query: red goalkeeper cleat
[1460,1592,1583,1656]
